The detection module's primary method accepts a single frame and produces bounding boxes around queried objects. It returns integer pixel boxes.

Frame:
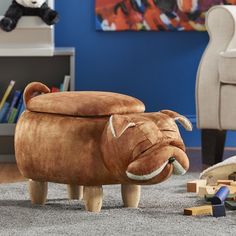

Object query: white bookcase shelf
[0,47,76,163]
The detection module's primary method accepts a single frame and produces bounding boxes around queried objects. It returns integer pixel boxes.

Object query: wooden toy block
[229,185,236,193]
[212,204,226,218]
[228,172,236,181]
[230,181,236,186]
[225,201,236,210]
[198,186,217,197]
[184,205,213,216]
[217,180,234,185]
[205,194,236,202]
[200,185,236,199]
[187,180,207,193]
[211,186,230,205]
[229,186,236,194]
[199,184,236,198]
[218,185,236,194]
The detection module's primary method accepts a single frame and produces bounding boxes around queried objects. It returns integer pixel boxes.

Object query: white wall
[0,0,12,15]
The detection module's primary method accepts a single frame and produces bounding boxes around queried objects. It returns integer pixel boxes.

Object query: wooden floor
[1,148,236,184]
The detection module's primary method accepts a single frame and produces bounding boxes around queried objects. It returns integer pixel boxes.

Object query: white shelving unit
[0,48,76,163]
[0,1,76,163]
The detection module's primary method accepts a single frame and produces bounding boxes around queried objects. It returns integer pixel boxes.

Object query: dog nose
[31,1,37,4]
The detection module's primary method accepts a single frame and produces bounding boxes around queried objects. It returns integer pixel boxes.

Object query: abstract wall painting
[95,0,236,31]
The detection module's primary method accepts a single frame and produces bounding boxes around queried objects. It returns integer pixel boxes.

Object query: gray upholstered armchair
[196,5,236,167]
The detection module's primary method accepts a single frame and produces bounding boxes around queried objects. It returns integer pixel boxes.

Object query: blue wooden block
[211,186,230,205]
[212,204,226,218]
[205,194,236,202]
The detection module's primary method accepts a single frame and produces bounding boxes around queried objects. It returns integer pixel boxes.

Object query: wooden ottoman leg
[67,185,83,200]
[84,186,103,213]
[29,179,48,205]
[121,184,141,208]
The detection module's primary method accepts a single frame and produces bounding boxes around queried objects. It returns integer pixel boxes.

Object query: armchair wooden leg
[84,186,103,213]
[29,179,48,205]
[201,129,227,167]
[121,184,141,208]
[67,185,83,200]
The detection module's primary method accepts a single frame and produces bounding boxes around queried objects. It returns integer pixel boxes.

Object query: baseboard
[0,155,16,163]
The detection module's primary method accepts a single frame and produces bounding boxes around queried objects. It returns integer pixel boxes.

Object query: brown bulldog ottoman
[15,82,192,212]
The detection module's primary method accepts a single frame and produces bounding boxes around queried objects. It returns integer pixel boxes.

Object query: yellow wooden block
[230,181,236,186]
[187,179,207,193]
[228,186,236,194]
[198,186,217,197]
[217,180,234,185]
[184,205,213,216]
[198,184,236,198]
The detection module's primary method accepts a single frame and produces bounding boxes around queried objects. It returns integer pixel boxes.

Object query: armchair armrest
[220,50,236,58]
[219,50,236,84]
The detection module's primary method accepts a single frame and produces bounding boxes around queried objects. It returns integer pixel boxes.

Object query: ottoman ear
[160,110,192,131]
[109,115,136,138]
[24,82,50,107]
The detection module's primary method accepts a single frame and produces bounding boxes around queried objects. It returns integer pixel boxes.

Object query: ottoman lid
[25,83,145,117]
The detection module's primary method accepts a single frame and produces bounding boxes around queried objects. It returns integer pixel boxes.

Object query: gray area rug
[1,173,236,236]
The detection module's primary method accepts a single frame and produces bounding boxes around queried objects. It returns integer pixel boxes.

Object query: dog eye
[161,129,175,132]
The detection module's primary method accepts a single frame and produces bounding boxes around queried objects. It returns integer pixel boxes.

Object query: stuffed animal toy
[15,82,192,212]
[0,0,59,32]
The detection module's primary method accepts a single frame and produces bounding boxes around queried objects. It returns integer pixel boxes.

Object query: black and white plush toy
[0,0,59,32]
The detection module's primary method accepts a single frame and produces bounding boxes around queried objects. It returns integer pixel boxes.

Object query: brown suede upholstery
[101,112,191,185]
[24,82,145,117]
[15,82,191,186]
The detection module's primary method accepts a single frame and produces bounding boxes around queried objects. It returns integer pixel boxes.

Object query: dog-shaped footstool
[15,82,192,212]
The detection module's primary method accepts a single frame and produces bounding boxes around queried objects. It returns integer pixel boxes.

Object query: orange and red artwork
[95,0,236,31]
